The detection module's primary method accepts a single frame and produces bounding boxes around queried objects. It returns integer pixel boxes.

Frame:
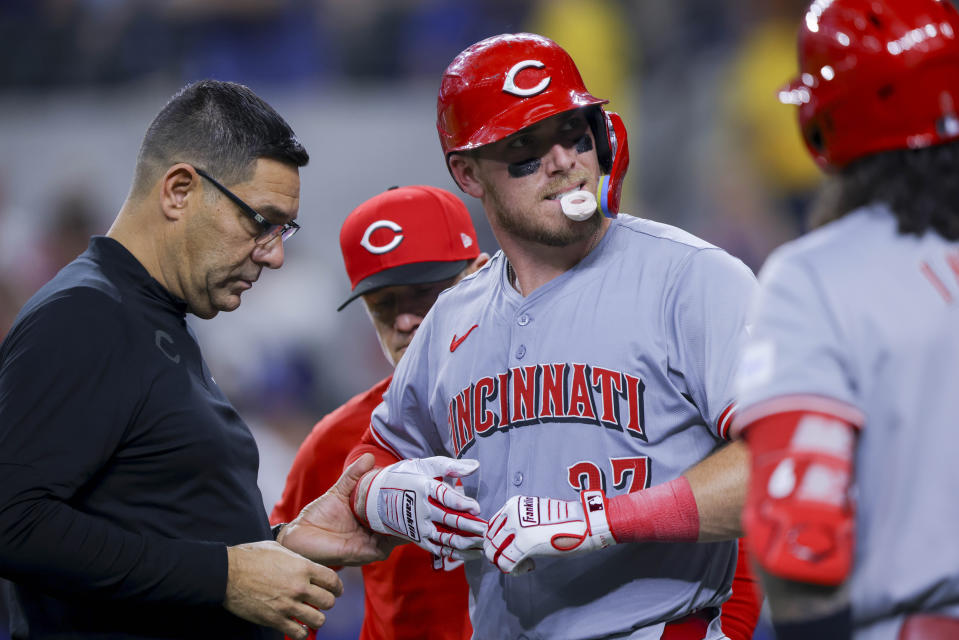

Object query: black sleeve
[0,290,227,606]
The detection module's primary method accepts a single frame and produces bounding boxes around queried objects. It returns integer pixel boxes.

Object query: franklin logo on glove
[354,456,487,561]
[403,491,419,541]
[484,491,618,575]
[520,497,539,526]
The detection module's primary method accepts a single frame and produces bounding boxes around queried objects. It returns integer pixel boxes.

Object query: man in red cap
[271,185,488,640]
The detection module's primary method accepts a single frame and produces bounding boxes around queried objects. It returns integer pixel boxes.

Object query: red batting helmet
[437,33,630,217]
[781,0,959,170]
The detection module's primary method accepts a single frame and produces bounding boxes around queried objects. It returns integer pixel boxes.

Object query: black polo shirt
[0,236,278,639]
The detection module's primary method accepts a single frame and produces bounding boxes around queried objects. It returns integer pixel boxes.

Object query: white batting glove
[484,490,617,575]
[432,553,465,572]
[362,456,487,561]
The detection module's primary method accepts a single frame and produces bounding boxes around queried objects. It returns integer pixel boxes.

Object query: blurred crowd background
[0,0,828,637]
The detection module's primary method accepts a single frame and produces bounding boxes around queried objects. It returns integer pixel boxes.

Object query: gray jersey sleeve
[369,308,446,459]
[734,249,864,428]
[666,247,758,439]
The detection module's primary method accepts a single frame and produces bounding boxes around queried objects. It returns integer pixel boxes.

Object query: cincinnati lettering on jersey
[447,362,646,457]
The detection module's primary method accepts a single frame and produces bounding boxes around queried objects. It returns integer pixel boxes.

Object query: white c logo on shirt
[360,220,404,254]
[503,60,550,97]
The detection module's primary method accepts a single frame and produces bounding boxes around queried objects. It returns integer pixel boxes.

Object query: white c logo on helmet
[360,220,403,254]
[503,60,550,97]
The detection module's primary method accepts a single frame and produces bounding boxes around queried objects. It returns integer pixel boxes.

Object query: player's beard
[486,177,601,247]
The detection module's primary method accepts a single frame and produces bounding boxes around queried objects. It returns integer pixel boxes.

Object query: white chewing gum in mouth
[560,190,597,221]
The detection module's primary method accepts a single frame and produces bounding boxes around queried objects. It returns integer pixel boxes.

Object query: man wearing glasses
[0,80,389,639]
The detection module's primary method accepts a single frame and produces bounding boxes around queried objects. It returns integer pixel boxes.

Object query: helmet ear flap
[587,106,614,173]
[596,111,629,218]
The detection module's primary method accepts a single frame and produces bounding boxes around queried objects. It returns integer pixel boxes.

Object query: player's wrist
[606,476,700,543]
[350,468,380,528]
[580,490,616,549]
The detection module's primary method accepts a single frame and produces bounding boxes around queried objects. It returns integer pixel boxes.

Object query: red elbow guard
[741,410,858,586]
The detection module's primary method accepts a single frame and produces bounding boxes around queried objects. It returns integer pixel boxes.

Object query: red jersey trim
[731,394,865,439]
[716,403,736,440]
[369,423,404,460]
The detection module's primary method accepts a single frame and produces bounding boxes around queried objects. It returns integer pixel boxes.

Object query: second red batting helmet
[437,33,630,217]
[781,0,959,170]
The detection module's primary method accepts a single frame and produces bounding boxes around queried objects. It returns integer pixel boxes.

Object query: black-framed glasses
[194,167,300,246]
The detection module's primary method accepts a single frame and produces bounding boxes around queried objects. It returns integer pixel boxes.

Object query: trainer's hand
[484,491,617,575]
[279,453,396,566]
[223,541,341,639]
[354,456,487,561]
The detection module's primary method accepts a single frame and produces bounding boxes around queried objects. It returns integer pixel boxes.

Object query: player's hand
[223,540,341,639]
[484,490,617,575]
[279,454,398,566]
[432,476,469,571]
[356,456,487,561]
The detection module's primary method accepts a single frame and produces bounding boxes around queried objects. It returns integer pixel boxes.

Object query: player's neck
[501,218,609,296]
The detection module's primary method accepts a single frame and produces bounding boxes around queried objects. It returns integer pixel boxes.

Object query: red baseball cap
[337,185,480,311]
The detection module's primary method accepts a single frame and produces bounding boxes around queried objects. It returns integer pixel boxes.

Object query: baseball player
[270,185,489,640]
[345,34,761,639]
[733,1,959,639]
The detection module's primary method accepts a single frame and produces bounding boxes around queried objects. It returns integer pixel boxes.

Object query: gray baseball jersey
[370,214,757,639]
[735,204,959,639]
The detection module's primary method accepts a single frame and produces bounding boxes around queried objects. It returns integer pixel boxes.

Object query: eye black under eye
[508,158,541,178]
[575,134,593,153]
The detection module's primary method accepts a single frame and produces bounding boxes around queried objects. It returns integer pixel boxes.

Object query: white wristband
[581,490,616,548]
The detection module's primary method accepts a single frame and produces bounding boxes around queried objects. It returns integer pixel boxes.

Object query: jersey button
[517,314,530,326]
[513,471,524,486]
[515,344,526,359]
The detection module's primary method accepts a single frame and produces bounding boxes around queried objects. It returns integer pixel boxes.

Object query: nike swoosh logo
[450,324,479,352]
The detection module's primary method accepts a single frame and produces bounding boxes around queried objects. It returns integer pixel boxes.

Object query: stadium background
[0,1,827,637]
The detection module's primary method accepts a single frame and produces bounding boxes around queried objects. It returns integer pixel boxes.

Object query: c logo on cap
[360,219,403,254]
[503,60,550,97]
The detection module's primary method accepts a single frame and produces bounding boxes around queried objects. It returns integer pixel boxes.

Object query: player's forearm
[683,440,747,541]
[606,476,700,543]
[605,441,746,544]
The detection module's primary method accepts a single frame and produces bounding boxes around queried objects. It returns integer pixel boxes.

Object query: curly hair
[809,141,959,240]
